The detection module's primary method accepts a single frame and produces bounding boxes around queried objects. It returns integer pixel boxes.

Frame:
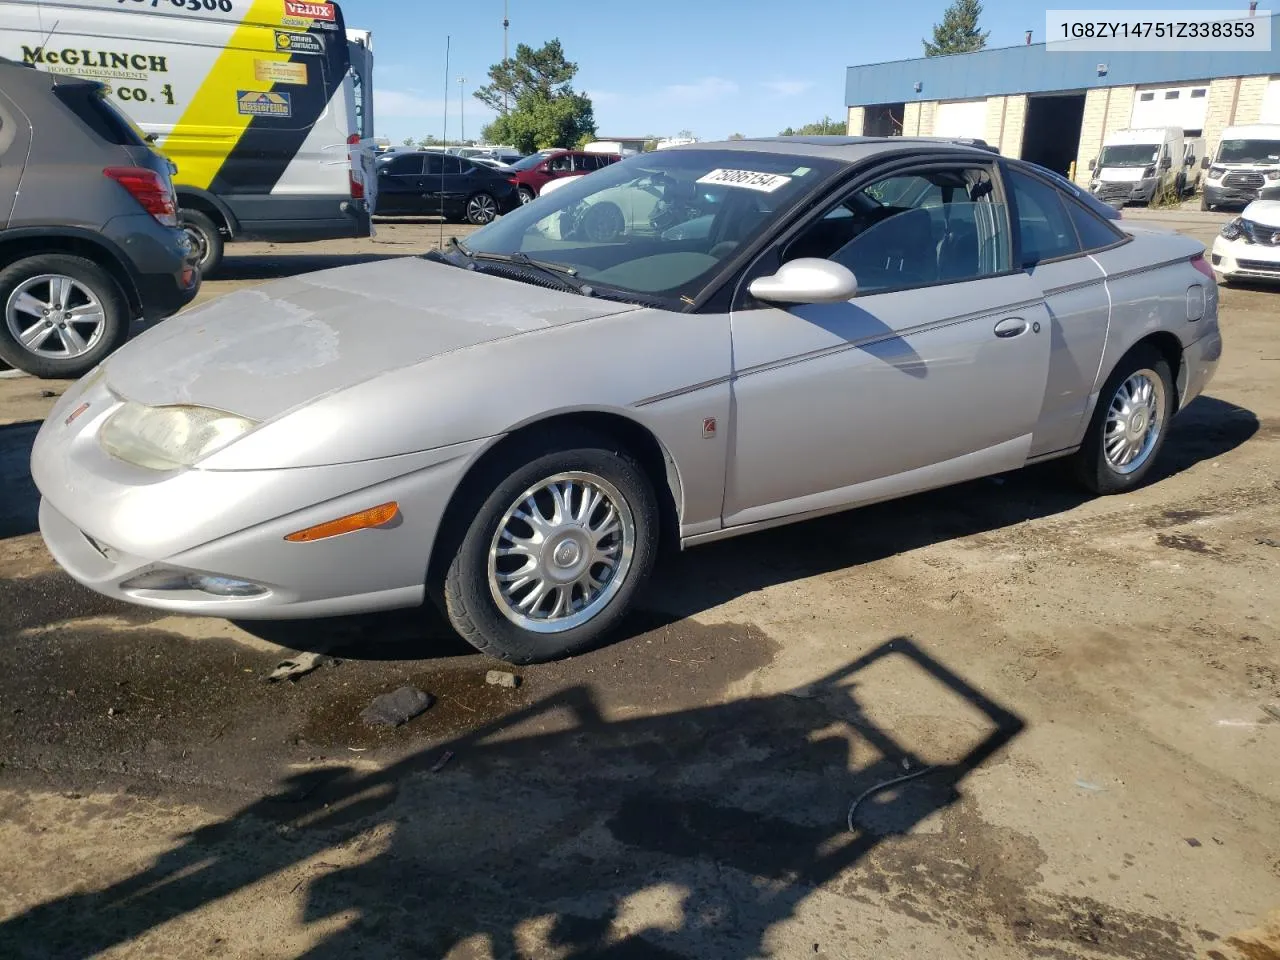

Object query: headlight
[1267,171,1280,181]
[1220,218,1244,241]
[1090,179,1101,190]
[1209,166,1226,179]
[100,402,258,470]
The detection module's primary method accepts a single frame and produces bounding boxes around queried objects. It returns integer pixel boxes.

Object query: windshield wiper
[468,249,595,297]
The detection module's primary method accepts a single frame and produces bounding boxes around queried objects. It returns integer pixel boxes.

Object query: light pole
[502,0,510,114]
[458,76,465,145]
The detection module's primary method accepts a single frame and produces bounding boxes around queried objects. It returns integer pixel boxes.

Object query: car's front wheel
[440,430,659,663]
[0,254,130,379]
[1072,345,1175,495]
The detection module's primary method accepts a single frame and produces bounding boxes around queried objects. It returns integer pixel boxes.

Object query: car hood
[1243,200,1280,227]
[104,257,638,421]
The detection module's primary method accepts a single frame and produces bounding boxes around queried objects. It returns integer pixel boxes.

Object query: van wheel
[1200,196,1213,212]
[0,254,130,379]
[180,209,224,277]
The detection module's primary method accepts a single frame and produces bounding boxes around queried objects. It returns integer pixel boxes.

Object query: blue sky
[349,0,1219,144]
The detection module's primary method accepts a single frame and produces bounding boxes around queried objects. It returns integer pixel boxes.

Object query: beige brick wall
[984,96,1007,148]
[1202,78,1242,152]
[903,101,921,136]
[1072,86,1135,185]
[1233,75,1271,124]
[846,106,865,136]
[918,100,938,136]
[1001,95,1027,158]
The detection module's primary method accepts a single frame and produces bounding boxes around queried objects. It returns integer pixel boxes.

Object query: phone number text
[114,0,236,13]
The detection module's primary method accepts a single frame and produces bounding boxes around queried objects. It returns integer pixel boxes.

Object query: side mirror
[1201,156,1211,169]
[1088,158,1096,171]
[748,258,858,304]
[1159,156,1172,171]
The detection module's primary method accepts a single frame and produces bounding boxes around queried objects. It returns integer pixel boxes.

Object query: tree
[728,132,746,140]
[923,0,989,56]
[778,117,844,136]
[482,91,596,153]
[402,136,416,146]
[474,39,578,115]
[475,39,596,152]
[676,129,695,141]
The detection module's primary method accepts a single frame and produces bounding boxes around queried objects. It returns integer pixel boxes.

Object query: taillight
[347,133,364,200]
[103,166,177,227]
[508,177,519,184]
[1190,253,1215,281]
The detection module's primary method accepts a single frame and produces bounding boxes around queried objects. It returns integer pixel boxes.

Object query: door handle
[993,317,1029,338]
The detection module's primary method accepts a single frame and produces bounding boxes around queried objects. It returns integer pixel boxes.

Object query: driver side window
[783,165,1012,295]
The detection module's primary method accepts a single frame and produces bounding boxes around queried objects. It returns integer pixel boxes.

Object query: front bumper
[1210,236,1280,282]
[31,377,490,619]
[1093,178,1157,205]
[1203,181,1280,210]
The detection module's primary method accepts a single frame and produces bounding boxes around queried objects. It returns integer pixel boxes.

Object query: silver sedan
[31,138,1223,663]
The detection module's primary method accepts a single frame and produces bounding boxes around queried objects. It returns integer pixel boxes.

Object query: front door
[724,160,1053,527]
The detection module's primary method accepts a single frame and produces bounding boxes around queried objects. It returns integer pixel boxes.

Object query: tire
[465,192,499,225]
[1200,196,1213,212]
[0,254,130,379]
[1072,345,1175,496]
[577,202,625,242]
[180,209,224,277]
[518,188,536,205]
[440,429,659,664]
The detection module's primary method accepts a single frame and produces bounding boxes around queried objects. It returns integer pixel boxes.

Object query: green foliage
[923,0,990,56]
[475,39,596,152]
[728,132,746,140]
[778,117,844,136]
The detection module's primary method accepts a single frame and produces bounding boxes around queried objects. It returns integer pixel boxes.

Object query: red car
[508,150,623,204]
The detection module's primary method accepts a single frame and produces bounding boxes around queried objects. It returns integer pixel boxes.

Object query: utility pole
[502,0,510,114]
[458,76,465,144]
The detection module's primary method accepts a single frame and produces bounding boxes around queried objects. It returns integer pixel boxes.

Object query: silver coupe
[30,137,1223,663]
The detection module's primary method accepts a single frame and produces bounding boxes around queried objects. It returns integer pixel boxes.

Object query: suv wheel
[0,254,129,379]
[180,209,224,277]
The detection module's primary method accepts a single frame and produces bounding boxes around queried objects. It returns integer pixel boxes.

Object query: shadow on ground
[208,251,407,283]
[0,638,1041,959]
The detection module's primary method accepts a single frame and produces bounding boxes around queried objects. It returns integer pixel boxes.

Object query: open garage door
[933,99,987,139]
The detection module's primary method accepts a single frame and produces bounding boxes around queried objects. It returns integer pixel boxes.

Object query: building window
[1139,92,1155,101]
[1185,129,1202,137]
[1191,89,1207,98]
[1165,90,1180,99]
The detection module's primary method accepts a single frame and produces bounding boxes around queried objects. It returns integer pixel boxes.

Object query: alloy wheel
[4,275,107,360]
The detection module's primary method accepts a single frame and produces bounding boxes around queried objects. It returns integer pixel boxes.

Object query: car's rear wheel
[0,254,129,379]
[180,209,224,277]
[518,188,536,205]
[1072,345,1175,495]
[466,192,499,225]
[440,430,659,664]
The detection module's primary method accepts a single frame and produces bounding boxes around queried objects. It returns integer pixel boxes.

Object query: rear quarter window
[52,86,146,147]
[1064,197,1125,251]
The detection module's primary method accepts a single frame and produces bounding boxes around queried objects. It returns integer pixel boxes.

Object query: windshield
[1098,144,1159,167]
[449,149,841,304]
[512,153,550,171]
[1216,139,1280,164]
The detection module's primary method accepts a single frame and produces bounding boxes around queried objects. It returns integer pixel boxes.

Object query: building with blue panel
[843,15,1280,185]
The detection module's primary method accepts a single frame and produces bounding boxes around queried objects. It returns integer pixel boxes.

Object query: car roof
[664,135,1001,164]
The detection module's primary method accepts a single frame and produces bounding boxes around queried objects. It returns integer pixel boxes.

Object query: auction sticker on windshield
[697,169,792,192]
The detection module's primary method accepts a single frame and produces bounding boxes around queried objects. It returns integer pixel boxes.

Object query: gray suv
[0,58,199,379]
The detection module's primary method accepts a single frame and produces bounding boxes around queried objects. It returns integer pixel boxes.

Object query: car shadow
[207,252,407,282]
[235,394,1259,660]
[0,421,41,541]
[0,638,1034,960]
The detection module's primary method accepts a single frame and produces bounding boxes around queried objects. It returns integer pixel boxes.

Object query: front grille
[1223,172,1265,191]
[1242,219,1280,246]
[1095,183,1132,201]
[1235,258,1280,273]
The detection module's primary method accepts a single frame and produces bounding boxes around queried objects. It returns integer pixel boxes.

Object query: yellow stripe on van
[166,0,302,190]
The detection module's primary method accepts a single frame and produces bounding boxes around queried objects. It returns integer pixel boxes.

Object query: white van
[0,0,375,274]
[1088,127,1184,206]
[1201,123,1280,211]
